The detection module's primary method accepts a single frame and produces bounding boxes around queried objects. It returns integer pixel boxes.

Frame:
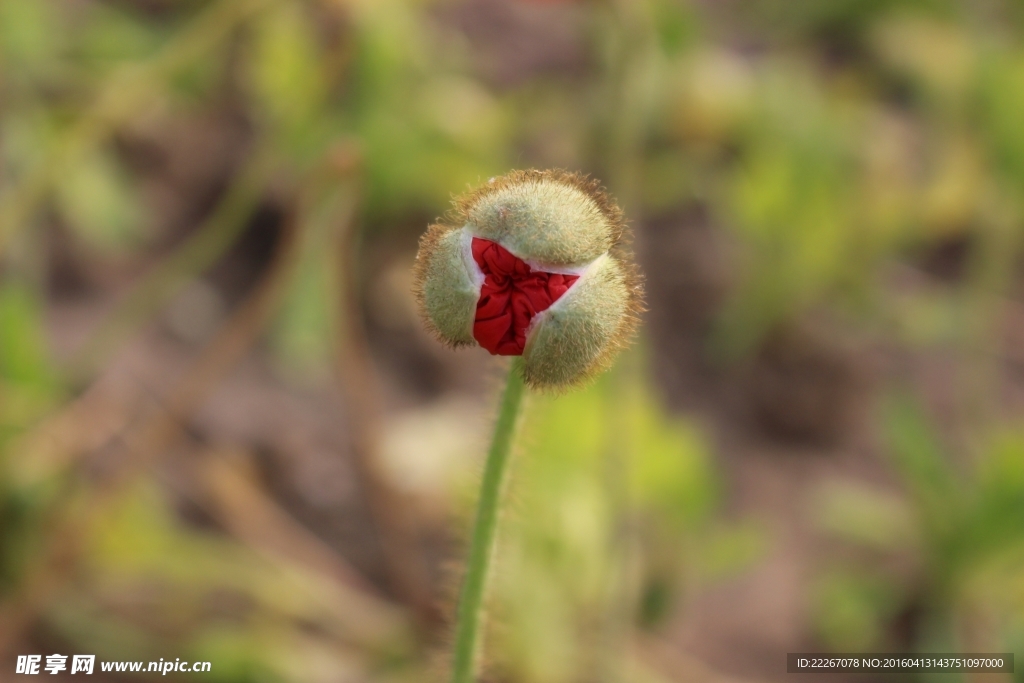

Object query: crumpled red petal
[471,237,579,356]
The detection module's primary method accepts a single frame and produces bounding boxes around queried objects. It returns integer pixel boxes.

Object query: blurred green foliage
[813,399,1024,664]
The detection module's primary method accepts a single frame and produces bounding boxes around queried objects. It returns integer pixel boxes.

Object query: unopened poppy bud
[413,169,643,389]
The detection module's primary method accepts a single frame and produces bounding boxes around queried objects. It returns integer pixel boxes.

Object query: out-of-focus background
[1,0,1023,680]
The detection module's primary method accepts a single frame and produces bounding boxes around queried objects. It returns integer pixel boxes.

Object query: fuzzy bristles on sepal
[457,169,625,267]
[413,224,478,347]
[521,253,642,389]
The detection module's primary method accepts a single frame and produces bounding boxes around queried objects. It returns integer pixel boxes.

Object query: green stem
[451,357,526,683]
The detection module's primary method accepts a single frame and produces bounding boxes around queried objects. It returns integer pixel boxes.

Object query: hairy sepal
[521,253,641,389]
[458,169,625,267]
[413,224,479,347]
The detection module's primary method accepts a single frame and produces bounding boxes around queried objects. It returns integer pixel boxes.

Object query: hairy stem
[451,358,526,683]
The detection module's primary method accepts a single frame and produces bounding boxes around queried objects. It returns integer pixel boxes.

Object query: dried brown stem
[185,446,406,646]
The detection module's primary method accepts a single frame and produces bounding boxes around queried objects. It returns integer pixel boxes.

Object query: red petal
[470,237,580,356]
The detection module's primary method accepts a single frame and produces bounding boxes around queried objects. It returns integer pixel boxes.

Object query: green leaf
[0,0,62,71]
[0,283,54,388]
[54,150,145,253]
[813,570,904,650]
[78,3,162,66]
[813,480,917,551]
[882,395,960,529]
[623,381,717,527]
[0,283,59,443]
[247,5,327,136]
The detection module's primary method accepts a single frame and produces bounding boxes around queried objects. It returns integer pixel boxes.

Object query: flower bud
[413,170,643,389]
